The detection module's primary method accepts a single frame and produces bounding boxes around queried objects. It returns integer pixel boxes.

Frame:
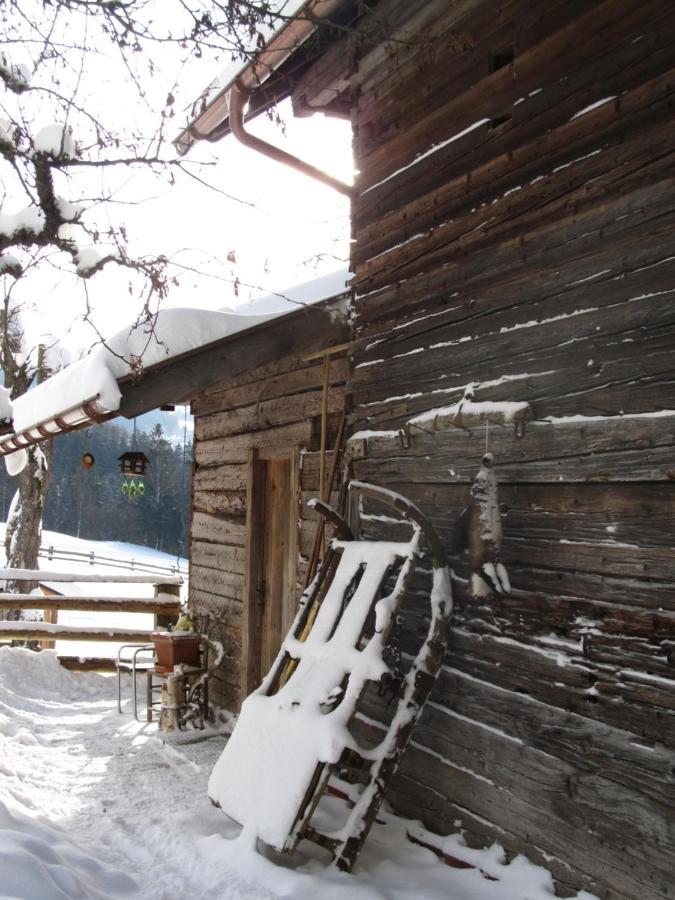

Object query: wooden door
[242,449,299,696]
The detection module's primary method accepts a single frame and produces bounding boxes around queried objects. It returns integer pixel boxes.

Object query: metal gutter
[175,0,349,155]
[0,399,113,458]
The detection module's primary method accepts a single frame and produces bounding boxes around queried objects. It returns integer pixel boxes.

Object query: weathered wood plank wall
[188,342,349,710]
[342,0,675,897]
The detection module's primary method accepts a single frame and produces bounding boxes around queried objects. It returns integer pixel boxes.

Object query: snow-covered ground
[0,648,598,900]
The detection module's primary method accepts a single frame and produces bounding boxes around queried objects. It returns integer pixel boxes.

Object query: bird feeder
[118,451,149,499]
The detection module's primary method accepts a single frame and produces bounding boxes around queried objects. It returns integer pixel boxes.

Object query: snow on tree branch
[33,124,77,160]
[0,52,30,94]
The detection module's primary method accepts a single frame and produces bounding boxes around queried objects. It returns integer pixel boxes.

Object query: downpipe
[228,83,355,199]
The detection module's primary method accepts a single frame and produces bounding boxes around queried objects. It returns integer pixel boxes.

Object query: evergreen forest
[0,422,192,558]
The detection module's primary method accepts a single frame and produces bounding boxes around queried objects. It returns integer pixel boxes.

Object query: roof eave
[0,292,351,456]
[175,0,350,155]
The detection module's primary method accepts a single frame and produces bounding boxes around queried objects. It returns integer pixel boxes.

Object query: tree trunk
[3,443,52,608]
[1,341,54,618]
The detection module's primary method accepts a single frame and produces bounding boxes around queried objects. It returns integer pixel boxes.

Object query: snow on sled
[209,480,452,872]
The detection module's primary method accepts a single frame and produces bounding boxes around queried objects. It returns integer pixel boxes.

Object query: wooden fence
[0,568,183,667]
[38,544,188,577]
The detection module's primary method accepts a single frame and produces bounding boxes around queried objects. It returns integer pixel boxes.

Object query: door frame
[241,445,300,700]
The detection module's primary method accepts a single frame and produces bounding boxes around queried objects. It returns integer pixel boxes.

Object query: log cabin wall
[187,338,350,711]
[338,0,674,897]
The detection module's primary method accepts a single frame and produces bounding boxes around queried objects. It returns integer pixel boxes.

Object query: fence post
[40,587,59,651]
[154,582,180,632]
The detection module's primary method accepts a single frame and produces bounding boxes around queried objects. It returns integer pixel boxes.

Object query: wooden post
[241,449,266,700]
[154,582,180,631]
[319,353,330,505]
[286,446,301,622]
[319,353,333,560]
[304,412,346,589]
[159,672,184,732]
[40,586,59,650]
[40,608,59,649]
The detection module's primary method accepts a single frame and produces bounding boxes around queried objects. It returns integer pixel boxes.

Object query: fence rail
[0,566,182,655]
[38,544,188,578]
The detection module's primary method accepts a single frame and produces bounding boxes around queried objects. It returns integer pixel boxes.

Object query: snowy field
[0,648,599,900]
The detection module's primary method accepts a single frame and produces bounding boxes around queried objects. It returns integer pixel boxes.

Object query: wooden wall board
[189,347,349,710]
[193,422,313,468]
[352,416,675,483]
[194,386,345,442]
[343,0,675,894]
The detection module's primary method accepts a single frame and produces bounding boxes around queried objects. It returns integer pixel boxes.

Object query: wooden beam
[118,303,350,419]
[0,568,182,584]
[291,34,353,118]
[0,623,156,642]
[0,595,181,615]
[241,448,267,700]
[302,341,353,362]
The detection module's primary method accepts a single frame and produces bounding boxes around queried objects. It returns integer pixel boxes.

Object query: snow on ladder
[209,481,452,872]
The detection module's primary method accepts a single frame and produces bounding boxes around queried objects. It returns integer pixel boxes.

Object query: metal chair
[116,643,155,719]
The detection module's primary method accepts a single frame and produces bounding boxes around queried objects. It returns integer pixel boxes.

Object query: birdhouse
[81,452,95,469]
[118,451,149,477]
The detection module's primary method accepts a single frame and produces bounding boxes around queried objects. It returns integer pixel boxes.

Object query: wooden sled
[208,480,452,871]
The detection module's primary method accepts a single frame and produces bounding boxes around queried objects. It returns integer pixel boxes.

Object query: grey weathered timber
[189,343,350,710]
[351,416,675,483]
[168,0,675,895]
[338,0,675,896]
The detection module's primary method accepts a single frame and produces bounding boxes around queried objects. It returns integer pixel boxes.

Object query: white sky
[24,104,353,358]
[4,4,354,361]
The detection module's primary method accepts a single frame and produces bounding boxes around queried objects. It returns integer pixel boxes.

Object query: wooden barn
[177,1,674,898]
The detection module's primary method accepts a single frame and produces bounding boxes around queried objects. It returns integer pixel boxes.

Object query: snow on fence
[38,544,188,577]
[0,567,183,661]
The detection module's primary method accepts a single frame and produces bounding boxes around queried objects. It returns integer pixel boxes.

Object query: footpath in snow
[0,649,598,900]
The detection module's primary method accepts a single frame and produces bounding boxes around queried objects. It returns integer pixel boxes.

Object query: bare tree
[0,1,275,581]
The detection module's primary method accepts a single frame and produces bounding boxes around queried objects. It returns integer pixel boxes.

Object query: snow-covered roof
[1,269,352,470]
[224,267,352,315]
[11,308,277,435]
